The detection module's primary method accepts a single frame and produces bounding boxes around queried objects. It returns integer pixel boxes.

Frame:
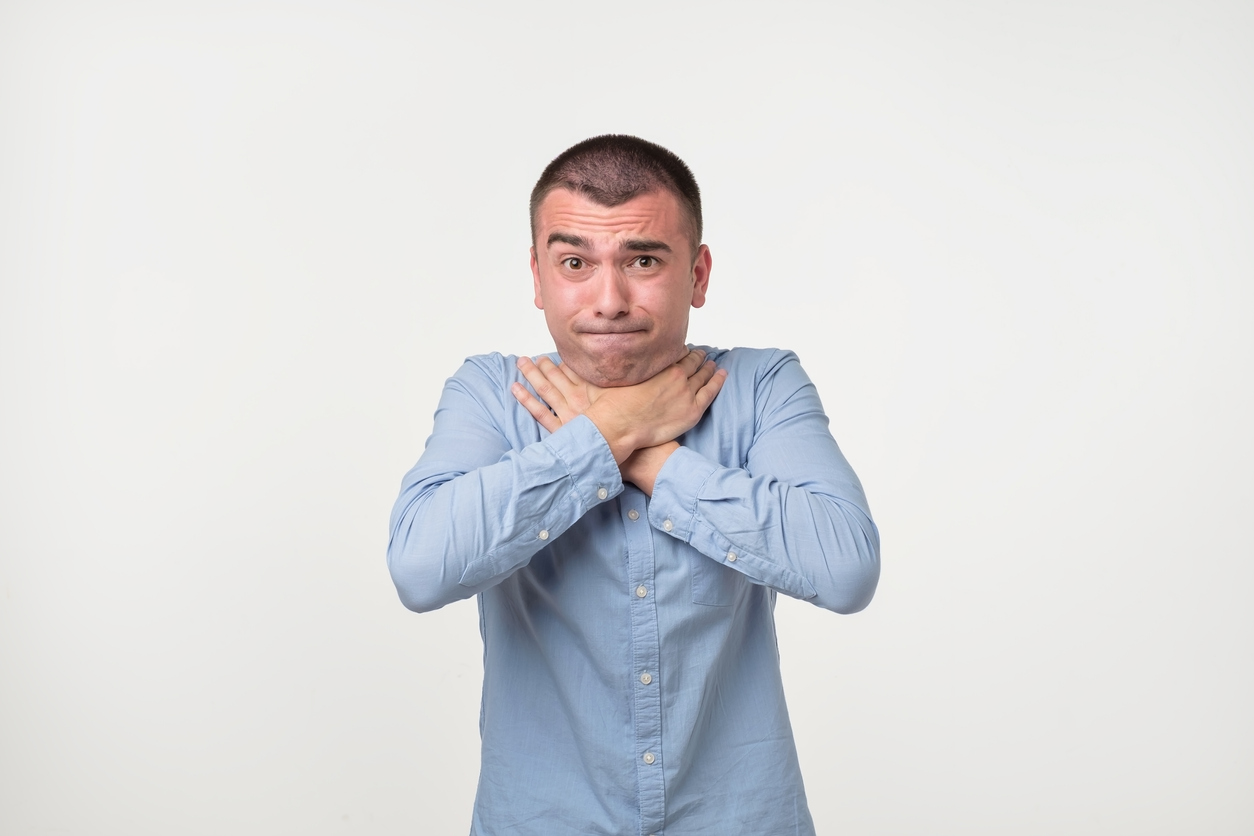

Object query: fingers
[557,359,585,386]
[517,356,567,413]
[676,348,707,377]
[510,381,562,433]
[531,355,587,403]
[521,355,600,418]
[535,355,563,378]
[689,359,718,391]
[693,367,728,411]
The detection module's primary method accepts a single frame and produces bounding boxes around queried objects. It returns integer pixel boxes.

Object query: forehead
[535,189,687,245]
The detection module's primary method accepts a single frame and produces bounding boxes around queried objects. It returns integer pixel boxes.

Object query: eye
[563,257,584,270]
[635,256,656,269]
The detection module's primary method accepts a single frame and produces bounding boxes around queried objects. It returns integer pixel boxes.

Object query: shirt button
[538,529,549,540]
[597,487,608,500]
[642,752,656,765]
[635,585,648,598]
[627,509,640,521]
[640,672,653,685]
[727,551,737,562]
[662,519,674,532]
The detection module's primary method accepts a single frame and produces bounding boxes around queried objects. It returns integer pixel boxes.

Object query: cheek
[554,283,601,313]
[536,279,564,310]
[652,288,693,326]
[541,292,581,325]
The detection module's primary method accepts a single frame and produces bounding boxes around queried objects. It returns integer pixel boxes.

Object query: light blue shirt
[388,346,879,835]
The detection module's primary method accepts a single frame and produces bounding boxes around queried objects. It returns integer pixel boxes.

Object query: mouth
[578,330,647,341]
[575,321,650,336]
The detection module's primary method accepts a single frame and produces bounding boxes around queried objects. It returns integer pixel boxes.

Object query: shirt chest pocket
[690,551,743,606]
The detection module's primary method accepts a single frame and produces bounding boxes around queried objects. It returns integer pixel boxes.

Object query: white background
[2,1,1251,833]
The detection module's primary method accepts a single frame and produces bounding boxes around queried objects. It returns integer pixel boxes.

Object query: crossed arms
[387,348,880,614]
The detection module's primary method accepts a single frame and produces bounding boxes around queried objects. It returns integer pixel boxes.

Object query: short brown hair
[530,135,703,251]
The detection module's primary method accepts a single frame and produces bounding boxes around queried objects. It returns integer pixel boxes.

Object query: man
[388,135,879,835]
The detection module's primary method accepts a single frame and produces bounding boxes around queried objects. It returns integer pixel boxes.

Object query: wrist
[622,442,680,496]
[584,400,639,463]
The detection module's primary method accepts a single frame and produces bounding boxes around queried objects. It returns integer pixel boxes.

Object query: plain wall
[1,1,1251,833]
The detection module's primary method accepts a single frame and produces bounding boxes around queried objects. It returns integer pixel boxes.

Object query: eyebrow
[624,239,672,253]
[547,232,591,249]
[545,233,673,254]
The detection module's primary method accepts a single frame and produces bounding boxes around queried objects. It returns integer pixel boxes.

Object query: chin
[586,365,647,388]
[559,340,687,388]
[565,354,651,388]
[594,373,648,388]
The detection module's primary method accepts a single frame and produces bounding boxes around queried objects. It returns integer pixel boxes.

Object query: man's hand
[511,355,603,434]
[582,349,726,462]
[511,350,727,494]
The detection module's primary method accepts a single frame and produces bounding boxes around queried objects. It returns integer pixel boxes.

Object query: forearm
[639,349,880,613]
[619,441,680,496]
[388,413,622,613]
[648,446,880,613]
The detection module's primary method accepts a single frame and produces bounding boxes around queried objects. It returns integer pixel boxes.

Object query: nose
[592,267,630,319]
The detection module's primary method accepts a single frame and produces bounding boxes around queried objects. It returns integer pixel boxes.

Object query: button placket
[622,490,664,829]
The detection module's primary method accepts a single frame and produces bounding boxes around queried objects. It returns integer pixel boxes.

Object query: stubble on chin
[584,358,652,388]
[572,343,690,388]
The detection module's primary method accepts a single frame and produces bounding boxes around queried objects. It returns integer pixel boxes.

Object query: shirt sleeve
[387,356,624,613]
[646,350,881,614]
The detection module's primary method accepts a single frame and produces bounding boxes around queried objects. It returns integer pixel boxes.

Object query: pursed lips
[574,321,651,335]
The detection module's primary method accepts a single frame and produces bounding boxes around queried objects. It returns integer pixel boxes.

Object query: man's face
[530,188,711,388]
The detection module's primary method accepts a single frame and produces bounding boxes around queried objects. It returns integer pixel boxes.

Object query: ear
[690,244,712,309]
[530,246,544,310]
